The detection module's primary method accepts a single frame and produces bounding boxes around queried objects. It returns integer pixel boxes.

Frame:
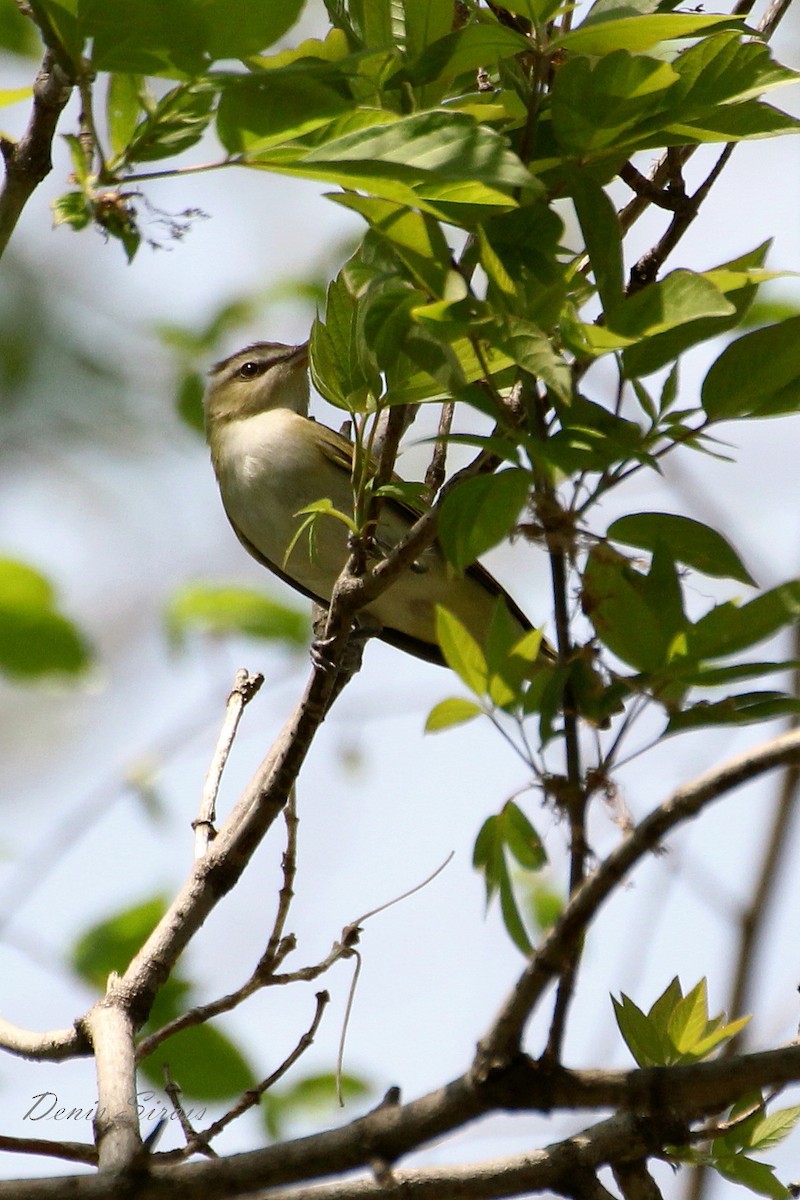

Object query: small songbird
[204,341,535,666]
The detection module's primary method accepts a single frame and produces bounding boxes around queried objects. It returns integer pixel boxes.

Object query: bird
[204,340,538,666]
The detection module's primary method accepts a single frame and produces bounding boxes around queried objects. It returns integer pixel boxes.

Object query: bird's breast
[212,409,352,590]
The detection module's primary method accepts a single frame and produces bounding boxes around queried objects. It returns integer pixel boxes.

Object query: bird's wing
[314,419,537,642]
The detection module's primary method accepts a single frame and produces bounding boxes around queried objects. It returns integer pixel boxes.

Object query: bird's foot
[310,624,374,680]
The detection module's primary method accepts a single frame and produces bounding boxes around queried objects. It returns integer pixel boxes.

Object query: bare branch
[0,1017,85,1061]
[78,997,141,1171]
[0,1135,96,1166]
[178,990,329,1157]
[163,1066,216,1160]
[478,727,800,1065]
[194,670,264,858]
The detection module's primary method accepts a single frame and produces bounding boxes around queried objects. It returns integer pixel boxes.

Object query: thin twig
[337,950,363,1106]
[194,670,264,858]
[179,991,329,1157]
[163,1066,216,1159]
[424,400,455,499]
[137,795,299,1062]
[0,1135,96,1165]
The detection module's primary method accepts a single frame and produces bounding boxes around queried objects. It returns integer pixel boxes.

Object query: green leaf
[166,584,308,647]
[501,801,547,870]
[489,316,573,402]
[400,0,454,59]
[688,582,800,660]
[702,315,800,420]
[570,173,624,316]
[175,370,205,433]
[51,190,92,231]
[330,194,452,296]
[553,12,739,55]
[713,1154,790,1199]
[217,69,354,154]
[122,83,215,164]
[0,0,40,55]
[244,111,535,220]
[498,869,533,955]
[583,546,686,673]
[746,1107,800,1153]
[648,977,684,1028]
[311,270,378,412]
[611,270,734,340]
[473,814,503,903]
[613,993,668,1066]
[36,0,83,62]
[552,51,678,157]
[608,513,756,586]
[81,0,304,75]
[666,978,708,1056]
[438,469,530,570]
[0,87,32,107]
[622,243,770,377]
[106,73,143,158]
[0,559,91,680]
[669,31,799,111]
[672,99,800,145]
[264,1072,371,1139]
[692,1013,750,1058]
[393,24,531,88]
[529,885,563,932]
[436,607,489,693]
[667,692,800,733]
[139,1022,257,1101]
[425,697,483,731]
[72,896,167,987]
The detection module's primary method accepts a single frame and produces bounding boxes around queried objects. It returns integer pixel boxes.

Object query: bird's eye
[237,361,262,380]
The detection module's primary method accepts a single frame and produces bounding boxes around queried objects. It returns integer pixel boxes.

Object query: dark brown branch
[424,400,455,499]
[0,51,73,260]
[0,1135,96,1166]
[629,145,734,291]
[5,1046,800,1200]
[619,162,684,212]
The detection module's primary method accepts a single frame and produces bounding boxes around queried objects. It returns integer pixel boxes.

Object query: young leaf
[425,697,483,731]
[612,994,668,1067]
[436,607,489,694]
[553,12,737,55]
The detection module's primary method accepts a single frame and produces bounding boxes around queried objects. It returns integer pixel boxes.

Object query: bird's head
[204,341,310,432]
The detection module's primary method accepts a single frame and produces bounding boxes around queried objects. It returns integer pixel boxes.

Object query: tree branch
[0,51,73,261]
[477,727,800,1065]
